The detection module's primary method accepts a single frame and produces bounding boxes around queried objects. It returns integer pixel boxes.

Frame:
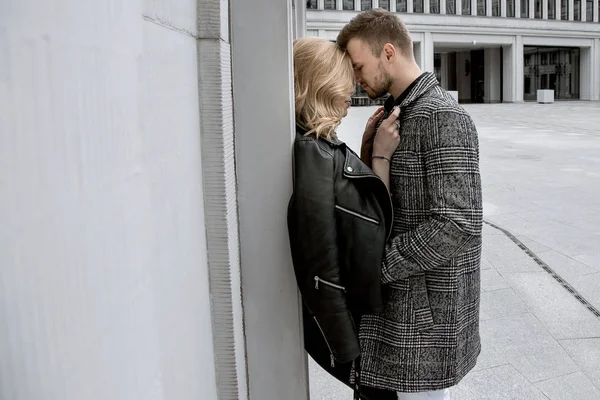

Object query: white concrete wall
[441,53,450,89]
[580,40,600,101]
[503,36,525,102]
[0,1,218,399]
[414,41,423,69]
[415,33,435,72]
[485,48,502,102]
[198,0,249,398]
[596,39,600,100]
[581,46,592,100]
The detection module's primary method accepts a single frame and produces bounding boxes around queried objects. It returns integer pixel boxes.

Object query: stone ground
[309,101,600,400]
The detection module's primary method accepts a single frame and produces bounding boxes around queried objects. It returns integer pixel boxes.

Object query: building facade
[306,0,600,102]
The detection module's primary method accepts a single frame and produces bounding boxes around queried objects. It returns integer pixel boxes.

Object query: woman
[287,37,400,400]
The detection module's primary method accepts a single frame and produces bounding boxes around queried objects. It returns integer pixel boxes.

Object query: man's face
[346,38,393,100]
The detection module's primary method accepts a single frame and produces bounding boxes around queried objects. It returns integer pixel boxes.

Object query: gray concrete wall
[0,1,218,398]
[231,0,309,398]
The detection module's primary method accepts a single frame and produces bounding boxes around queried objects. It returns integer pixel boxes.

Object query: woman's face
[335,90,354,118]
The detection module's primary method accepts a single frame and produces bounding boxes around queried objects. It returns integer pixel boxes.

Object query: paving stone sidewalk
[309,102,600,400]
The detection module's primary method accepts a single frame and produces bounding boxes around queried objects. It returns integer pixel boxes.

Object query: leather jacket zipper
[335,205,379,225]
[342,173,394,241]
[314,276,346,291]
[312,316,336,367]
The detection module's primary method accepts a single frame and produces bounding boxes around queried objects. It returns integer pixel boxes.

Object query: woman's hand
[360,107,385,164]
[373,106,401,160]
[361,106,385,146]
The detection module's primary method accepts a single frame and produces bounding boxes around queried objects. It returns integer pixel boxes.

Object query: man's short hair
[337,9,413,58]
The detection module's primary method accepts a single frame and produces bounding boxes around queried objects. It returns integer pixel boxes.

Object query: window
[362,0,373,10]
[535,0,543,17]
[307,0,318,9]
[523,46,580,101]
[446,0,456,13]
[521,0,529,17]
[414,0,424,12]
[569,73,572,92]
[324,0,336,9]
[379,0,391,9]
[561,0,569,20]
[463,0,471,15]
[574,0,581,20]
[397,0,408,12]
[524,76,532,94]
[478,0,486,15]
[548,0,556,18]
[586,0,593,21]
[507,0,516,16]
[541,74,548,89]
[434,54,442,84]
[492,0,501,15]
[343,0,355,10]
[431,0,441,13]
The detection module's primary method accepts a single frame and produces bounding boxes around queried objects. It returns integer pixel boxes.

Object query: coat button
[347,166,353,172]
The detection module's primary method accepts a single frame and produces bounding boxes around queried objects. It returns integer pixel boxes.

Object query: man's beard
[367,63,393,99]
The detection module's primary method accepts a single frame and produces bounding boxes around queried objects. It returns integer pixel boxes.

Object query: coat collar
[387,71,439,110]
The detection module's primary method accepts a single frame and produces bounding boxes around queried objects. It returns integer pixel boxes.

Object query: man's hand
[360,107,385,164]
[373,106,401,160]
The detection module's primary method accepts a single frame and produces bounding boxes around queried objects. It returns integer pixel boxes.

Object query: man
[337,9,483,400]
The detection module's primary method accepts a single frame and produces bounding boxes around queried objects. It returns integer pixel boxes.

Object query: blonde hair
[293,37,355,139]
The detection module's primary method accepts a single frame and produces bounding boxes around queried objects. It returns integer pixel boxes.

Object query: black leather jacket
[287,127,393,370]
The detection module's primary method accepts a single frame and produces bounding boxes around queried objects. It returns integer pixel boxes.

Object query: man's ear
[383,43,396,62]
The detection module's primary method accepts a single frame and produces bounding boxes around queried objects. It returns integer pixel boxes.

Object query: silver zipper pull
[314,276,319,289]
[330,354,335,367]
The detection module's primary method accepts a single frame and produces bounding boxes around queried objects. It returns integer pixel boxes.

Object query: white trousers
[396,388,450,400]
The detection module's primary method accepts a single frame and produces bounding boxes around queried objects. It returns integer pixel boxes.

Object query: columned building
[307,0,600,102]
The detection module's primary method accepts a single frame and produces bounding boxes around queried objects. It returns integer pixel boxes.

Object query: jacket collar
[343,147,376,178]
[295,125,373,177]
[296,125,344,148]
[321,135,344,147]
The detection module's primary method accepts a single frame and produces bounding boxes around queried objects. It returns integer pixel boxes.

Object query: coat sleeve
[381,110,483,283]
[288,139,359,363]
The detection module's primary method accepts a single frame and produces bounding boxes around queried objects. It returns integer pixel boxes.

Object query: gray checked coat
[358,72,483,393]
